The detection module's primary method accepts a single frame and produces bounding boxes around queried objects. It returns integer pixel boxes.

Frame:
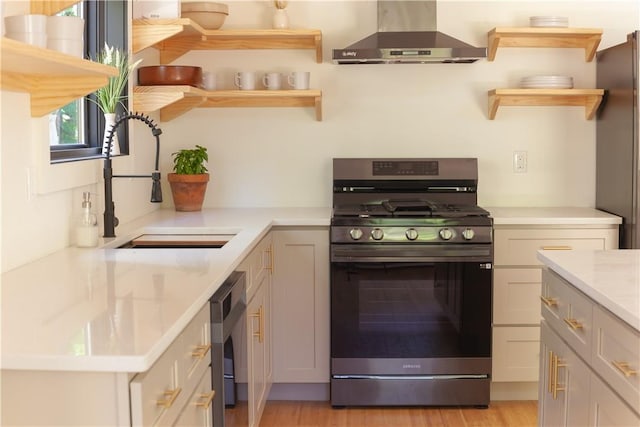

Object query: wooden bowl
[181,2,228,30]
[138,66,203,87]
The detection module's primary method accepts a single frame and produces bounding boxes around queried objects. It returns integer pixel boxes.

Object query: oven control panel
[331,226,492,244]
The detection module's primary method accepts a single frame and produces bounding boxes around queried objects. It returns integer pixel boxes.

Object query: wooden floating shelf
[133,85,323,121]
[487,27,603,62]
[488,89,604,120]
[0,37,118,117]
[30,0,79,15]
[133,19,323,64]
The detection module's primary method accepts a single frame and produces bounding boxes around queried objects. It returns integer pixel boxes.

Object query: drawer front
[492,326,540,382]
[174,367,214,427]
[130,341,183,427]
[541,269,593,362]
[493,268,542,325]
[180,305,211,391]
[591,305,640,413]
[130,304,211,427]
[242,234,273,301]
[494,228,617,266]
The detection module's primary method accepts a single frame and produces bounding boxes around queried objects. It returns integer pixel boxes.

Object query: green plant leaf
[172,145,209,174]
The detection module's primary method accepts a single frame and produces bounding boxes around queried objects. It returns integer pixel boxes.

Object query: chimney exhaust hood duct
[332,1,486,64]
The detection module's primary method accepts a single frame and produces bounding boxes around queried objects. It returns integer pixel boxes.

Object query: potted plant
[168,145,210,211]
[90,43,142,155]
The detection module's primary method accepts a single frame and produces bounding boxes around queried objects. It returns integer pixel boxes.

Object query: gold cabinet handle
[250,306,264,343]
[191,343,211,359]
[547,350,555,393]
[611,361,638,378]
[552,354,567,399]
[195,390,216,410]
[540,295,558,307]
[541,245,573,250]
[563,317,584,330]
[265,244,274,273]
[157,387,182,408]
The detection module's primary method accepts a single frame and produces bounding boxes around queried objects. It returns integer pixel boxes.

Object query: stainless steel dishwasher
[210,271,246,426]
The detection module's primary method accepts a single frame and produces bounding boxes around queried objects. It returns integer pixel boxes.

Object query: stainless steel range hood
[332,1,486,64]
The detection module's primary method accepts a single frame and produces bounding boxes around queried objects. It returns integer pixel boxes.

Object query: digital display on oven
[372,160,439,176]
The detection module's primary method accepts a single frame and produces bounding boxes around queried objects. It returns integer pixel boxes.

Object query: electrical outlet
[513,151,528,173]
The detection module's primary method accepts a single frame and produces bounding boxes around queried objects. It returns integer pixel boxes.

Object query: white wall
[1,0,638,271]
[157,0,638,209]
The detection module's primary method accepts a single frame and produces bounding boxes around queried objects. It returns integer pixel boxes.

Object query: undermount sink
[118,234,233,249]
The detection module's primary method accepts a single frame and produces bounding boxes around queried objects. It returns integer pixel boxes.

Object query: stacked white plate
[520,75,574,89]
[530,16,569,28]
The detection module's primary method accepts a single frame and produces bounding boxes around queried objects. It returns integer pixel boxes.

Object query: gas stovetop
[330,158,493,244]
[332,199,490,219]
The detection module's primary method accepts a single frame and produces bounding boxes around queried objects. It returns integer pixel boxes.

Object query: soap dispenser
[76,192,99,247]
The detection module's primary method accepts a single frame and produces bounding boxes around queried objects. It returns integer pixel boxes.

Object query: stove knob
[349,228,363,240]
[405,228,419,241]
[439,228,454,241]
[462,228,475,240]
[371,228,384,241]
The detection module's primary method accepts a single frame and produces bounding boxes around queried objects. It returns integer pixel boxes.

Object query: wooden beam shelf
[0,37,118,117]
[133,19,323,64]
[488,88,604,120]
[487,27,602,62]
[134,85,323,122]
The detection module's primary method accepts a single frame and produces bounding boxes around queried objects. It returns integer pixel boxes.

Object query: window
[50,0,129,163]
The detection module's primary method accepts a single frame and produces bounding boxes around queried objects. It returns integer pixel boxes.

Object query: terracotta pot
[167,173,209,211]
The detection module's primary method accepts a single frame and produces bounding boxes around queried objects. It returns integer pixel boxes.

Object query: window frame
[50,0,129,163]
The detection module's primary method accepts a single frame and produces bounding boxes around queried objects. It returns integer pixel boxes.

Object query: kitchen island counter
[537,249,640,331]
[1,208,330,373]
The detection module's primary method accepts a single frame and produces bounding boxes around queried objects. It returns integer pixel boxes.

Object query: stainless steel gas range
[330,158,493,408]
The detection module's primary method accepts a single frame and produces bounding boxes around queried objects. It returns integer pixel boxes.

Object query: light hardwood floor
[228,400,538,427]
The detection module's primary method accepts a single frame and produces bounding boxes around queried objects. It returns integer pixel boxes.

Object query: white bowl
[48,38,84,57]
[47,16,84,39]
[181,2,228,29]
[4,14,47,33]
[5,32,47,48]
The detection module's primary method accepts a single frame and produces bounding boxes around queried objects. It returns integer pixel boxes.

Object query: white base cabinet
[271,227,329,384]
[538,268,640,426]
[492,222,618,397]
[1,303,213,427]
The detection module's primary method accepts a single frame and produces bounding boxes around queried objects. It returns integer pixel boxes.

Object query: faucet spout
[103,112,163,238]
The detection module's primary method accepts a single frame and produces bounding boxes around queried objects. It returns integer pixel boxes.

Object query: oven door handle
[331,244,492,263]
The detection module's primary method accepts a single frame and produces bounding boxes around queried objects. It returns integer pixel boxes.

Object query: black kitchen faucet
[103,112,163,238]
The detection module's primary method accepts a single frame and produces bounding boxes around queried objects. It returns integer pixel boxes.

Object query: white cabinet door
[589,373,640,426]
[539,321,591,427]
[247,273,271,427]
[272,228,330,383]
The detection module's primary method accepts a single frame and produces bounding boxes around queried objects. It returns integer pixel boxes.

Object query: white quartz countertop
[0,206,622,374]
[487,207,622,225]
[1,208,330,373]
[537,249,640,332]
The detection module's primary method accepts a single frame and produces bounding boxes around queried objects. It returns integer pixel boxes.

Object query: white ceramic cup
[288,71,310,90]
[234,71,256,90]
[47,38,84,57]
[4,14,47,33]
[262,72,282,90]
[202,71,216,90]
[5,32,47,48]
[47,15,84,39]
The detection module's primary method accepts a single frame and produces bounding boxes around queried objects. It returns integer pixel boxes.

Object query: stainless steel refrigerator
[596,31,640,249]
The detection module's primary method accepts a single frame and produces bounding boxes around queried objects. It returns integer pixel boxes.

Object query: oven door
[330,244,492,373]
